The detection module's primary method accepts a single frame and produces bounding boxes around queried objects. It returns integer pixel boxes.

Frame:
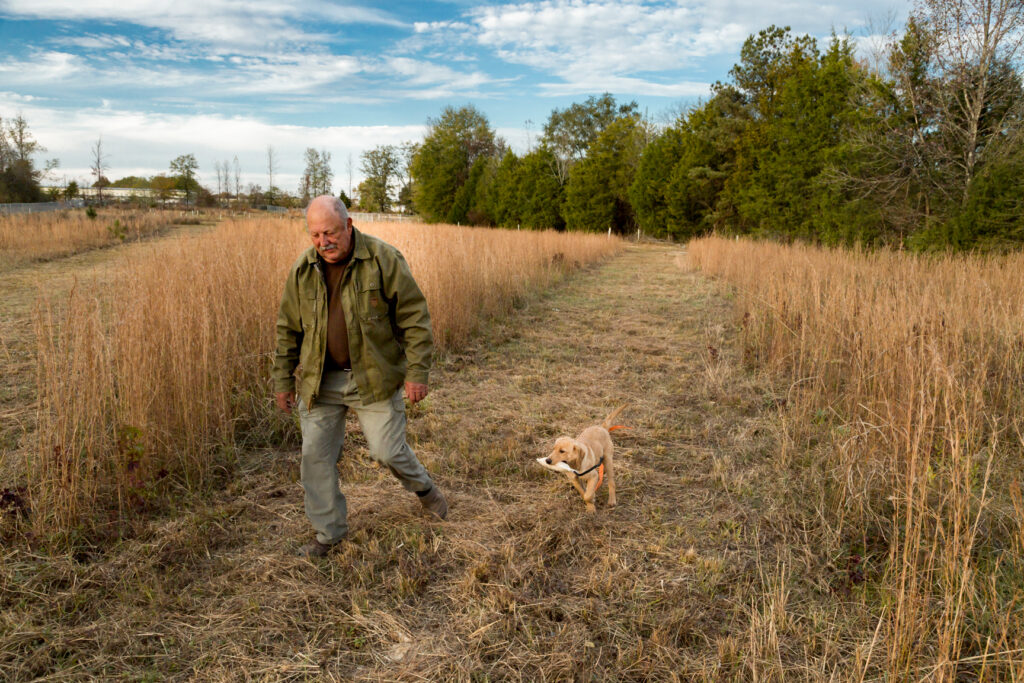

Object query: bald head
[306,195,349,227]
[306,195,354,264]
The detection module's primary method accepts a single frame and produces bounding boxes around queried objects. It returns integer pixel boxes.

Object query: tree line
[3,126,373,210]
[404,1,1023,250]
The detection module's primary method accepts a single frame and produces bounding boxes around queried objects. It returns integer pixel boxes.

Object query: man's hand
[276,391,296,414]
[405,382,429,404]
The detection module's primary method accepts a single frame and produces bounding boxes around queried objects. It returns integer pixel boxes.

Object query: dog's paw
[585,504,597,514]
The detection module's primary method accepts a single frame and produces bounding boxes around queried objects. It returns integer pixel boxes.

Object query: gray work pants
[297,370,433,544]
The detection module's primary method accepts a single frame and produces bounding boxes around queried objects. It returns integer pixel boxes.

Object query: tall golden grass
[688,236,1024,679]
[30,216,622,536]
[0,208,175,269]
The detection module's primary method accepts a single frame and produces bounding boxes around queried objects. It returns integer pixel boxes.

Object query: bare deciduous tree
[0,116,12,171]
[832,1,1024,240]
[214,160,225,200]
[0,114,58,202]
[232,155,241,203]
[266,145,277,204]
[346,152,353,200]
[91,136,107,205]
[919,0,1024,204]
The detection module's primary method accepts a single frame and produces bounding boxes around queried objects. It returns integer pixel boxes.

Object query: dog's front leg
[566,473,587,499]
[582,477,598,513]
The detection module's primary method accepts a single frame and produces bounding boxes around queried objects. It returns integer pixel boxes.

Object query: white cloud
[52,34,133,50]
[413,20,472,33]
[0,91,45,103]
[222,54,369,95]
[0,0,405,48]
[50,36,205,64]
[0,51,84,84]
[380,57,497,94]
[415,0,906,96]
[538,75,711,97]
[0,43,497,103]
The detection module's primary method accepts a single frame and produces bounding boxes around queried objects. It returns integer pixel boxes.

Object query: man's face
[307,208,353,263]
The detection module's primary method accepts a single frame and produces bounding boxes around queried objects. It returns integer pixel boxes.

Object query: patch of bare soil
[2,244,795,680]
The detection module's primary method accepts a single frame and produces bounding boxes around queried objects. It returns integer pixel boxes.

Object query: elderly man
[273,195,447,558]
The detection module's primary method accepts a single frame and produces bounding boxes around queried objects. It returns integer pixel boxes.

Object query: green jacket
[272,227,433,406]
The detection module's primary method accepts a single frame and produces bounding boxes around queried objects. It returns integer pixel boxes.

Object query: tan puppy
[545,405,626,513]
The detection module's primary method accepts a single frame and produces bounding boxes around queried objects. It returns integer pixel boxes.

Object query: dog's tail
[601,404,628,430]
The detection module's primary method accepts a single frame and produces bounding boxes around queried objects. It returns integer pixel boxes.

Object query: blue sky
[0,0,906,194]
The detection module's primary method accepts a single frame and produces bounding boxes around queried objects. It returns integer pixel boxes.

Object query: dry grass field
[689,236,1024,680]
[3,237,778,680]
[19,215,623,537]
[3,217,1022,679]
[0,208,187,269]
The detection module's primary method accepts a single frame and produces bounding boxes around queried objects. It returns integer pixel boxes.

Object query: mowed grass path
[2,244,787,680]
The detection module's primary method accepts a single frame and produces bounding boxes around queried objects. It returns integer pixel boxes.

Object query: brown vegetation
[689,235,1024,679]
[9,224,1021,678]
[27,216,623,537]
[5,242,783,680]
[0,208,180,269]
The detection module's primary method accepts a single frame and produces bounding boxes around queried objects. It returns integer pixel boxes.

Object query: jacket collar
[303,225,369,265]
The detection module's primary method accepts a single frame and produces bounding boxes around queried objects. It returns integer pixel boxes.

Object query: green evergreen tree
[916,148,1024,250]
[449,155,489,224]
[630,126,685,237]
[516,147,565,230]
[563,116,644,233]
[670,87,748,237]
[469,155,500,226]
[487,150,521,227]
[410,105,497,223]
[716,29,863,241]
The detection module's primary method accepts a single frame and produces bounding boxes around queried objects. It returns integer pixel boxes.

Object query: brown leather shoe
[297,538,342,558]
[419,486,448,520]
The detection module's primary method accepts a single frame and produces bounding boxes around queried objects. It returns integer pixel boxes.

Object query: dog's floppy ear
[572,441,587,467]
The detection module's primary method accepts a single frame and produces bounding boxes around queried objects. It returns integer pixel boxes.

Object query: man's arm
[272,267,303,412]
[381,250,433,390]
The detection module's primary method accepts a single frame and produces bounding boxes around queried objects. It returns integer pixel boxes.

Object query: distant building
[41,186,185,202]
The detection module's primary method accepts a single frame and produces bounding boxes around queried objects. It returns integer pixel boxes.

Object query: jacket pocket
[300,292,321,329]
[357,279,388,321]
